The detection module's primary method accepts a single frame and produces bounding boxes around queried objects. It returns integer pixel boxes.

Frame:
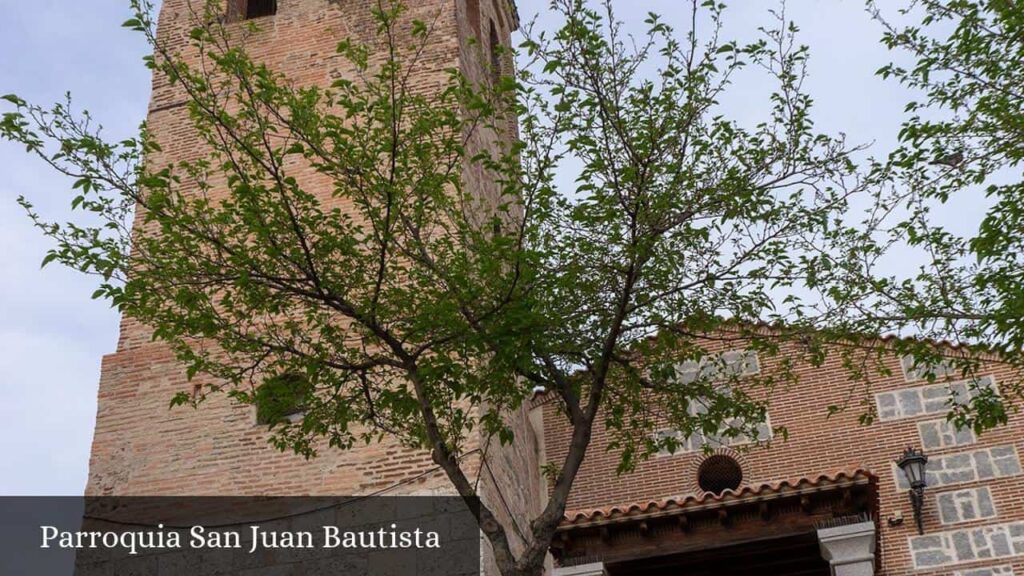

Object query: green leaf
[40,253,58,268]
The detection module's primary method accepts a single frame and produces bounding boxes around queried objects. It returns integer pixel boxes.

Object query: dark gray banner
[0,497,480,575]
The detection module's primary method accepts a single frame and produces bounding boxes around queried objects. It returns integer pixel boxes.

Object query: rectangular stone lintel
[818,520,877,576]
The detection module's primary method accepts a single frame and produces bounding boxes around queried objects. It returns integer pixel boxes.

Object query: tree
[848,0,1024,428]
[0,1,984,575]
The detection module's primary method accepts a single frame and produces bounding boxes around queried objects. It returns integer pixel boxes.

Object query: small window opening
[228,0,277,21]
[254,372,311,425]
[246,0,277,19]
[489,19,501,85]
[697,454,743,494]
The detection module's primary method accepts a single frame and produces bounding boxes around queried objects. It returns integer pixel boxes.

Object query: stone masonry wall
[87,0,530,511]
[92,0,456,498]
[86,1,540,573]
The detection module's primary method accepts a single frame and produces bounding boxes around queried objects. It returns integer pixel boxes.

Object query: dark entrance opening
[227,0,277,21]
[246,0,277,19]
[606,531,830,576]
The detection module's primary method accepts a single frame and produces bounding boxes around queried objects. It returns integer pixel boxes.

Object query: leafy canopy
[3,1,1018,575]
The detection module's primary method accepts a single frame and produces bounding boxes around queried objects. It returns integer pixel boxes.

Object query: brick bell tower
[85,0,540,530]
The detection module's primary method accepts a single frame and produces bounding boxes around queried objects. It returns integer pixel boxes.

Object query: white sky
[0,0,965,494]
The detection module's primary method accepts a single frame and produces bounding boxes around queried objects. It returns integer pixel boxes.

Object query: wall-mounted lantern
[896,447,929,535]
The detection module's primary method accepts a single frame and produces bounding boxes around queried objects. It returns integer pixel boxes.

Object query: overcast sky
[0,0,938,495]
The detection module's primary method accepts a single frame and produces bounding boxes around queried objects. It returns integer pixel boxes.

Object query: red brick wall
[539,338,1024,576]
[87,0,529,508]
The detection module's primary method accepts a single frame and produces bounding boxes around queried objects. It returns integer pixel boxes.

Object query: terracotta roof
[559,469,875,530]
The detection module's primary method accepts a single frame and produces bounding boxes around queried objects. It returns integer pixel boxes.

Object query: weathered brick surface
[87,0,532,533]
[539,338,1024,575]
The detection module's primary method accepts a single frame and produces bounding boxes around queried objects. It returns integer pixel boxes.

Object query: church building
[535,340,1024,576]
[84,1,1024,575]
